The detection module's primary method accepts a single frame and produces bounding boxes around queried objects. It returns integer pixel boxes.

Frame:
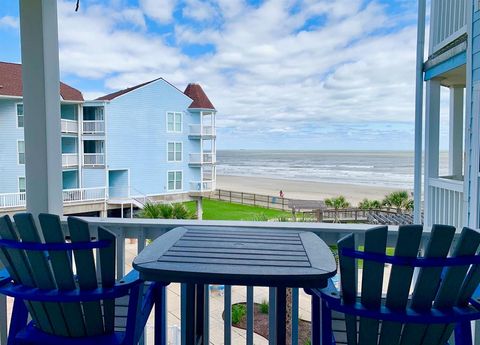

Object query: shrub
[260,299,269,314]
[231,304,246,324]
[252,213,269,221]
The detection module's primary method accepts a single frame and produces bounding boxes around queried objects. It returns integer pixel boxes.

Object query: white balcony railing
[83,153,105,166]
[429,0,467,54]
[62,153,78,168]
[0,188,107,210]
[62,187,107,204]
[0,192,26,209]
[190,180,215,192]
[427,177,464,229]
[189,124,216,137]
[82,120,105,134]
[61,119,78,134]
[189,153,216,165]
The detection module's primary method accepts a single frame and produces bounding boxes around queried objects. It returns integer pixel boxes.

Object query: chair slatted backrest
[339,224,480,345]
[0,213,117,338]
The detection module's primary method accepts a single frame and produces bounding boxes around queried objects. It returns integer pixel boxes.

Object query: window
[18,141,25,164]
[168,171,182,191]
[167,142,182,162]
[167,112,182,132]
[18,177,26,193]
[17,104,24,128]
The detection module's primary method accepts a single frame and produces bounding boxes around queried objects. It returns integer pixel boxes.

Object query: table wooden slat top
[133,226,337,287]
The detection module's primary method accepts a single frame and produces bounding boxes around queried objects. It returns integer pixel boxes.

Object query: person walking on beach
[280,190,285,198]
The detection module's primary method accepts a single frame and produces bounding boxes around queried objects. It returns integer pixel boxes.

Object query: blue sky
[0,0,448,150]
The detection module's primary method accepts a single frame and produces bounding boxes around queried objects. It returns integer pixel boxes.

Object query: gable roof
[96,78,161,101]
[184,83,215,110]
[0,61,84,102]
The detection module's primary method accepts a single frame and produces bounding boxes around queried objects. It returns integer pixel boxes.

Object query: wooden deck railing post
[241,192,244,204]
[253,194,256,206]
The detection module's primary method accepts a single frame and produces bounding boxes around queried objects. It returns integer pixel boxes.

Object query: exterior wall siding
[0,80,214,200]
[82,168,106,188]
[106,79,199,196]
[0,99,25,193]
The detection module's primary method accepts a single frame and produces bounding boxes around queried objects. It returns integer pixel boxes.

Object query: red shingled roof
[0,61,84,102]
[184,83,215,110]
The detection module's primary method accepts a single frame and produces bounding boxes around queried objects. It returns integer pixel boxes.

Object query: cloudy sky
[0,0,445,150]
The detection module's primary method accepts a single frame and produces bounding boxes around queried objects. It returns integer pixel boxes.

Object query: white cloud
[49,0,421,149]
[0,16,19,29]
[139,0,177,24]
[182,0,217,21]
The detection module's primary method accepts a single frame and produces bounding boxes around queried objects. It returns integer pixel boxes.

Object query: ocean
[216,150,449,190]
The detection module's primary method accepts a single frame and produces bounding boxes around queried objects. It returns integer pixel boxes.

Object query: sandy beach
[216,175,411,205]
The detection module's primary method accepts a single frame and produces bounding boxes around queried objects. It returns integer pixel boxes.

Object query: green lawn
[184,199,290,221]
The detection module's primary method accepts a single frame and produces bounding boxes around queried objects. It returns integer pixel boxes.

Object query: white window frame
[17,140,25,165]
[18,177,26,193]
[166,111,183,133]
[167,170,183,191]
[167,141,183,162]
[16,103,24,128]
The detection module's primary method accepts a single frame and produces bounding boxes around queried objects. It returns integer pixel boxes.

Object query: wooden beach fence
[211,189,291,210]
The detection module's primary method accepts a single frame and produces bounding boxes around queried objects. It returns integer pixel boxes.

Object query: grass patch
[184,199,290,221]
[232,304,247,324]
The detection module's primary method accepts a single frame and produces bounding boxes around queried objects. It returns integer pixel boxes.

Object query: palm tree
[383,191,411,214]
[139,202,194,219]
[325,196,350,223]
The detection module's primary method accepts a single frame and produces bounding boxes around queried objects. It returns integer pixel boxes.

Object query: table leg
[154,284,167,345]
[196,284,205,344]
[275,287,287,345]
[185,284,206,345]
[311,293,320,345]
[185,284,196,345]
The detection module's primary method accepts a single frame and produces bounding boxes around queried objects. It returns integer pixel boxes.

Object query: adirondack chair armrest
[309,278,341,304]
[469,284,480,308]
[0,268,10,286]
[117,269,140,286]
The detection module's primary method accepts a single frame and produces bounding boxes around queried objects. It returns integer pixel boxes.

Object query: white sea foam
[217,150,449,190]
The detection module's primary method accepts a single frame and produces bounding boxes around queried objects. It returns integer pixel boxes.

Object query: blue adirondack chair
[310,224,480,345]
[0,213,164,345]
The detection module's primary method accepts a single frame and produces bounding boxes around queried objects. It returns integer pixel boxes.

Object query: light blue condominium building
[0,61,217,216]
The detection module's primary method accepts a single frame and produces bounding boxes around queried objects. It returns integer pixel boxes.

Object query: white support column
[196,197,203,220]
[449,86,464,177]
[19,0,63,216]
[414,0,426,224]
[424,79,441,227]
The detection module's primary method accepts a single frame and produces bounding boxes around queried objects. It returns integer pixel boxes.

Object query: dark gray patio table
[133,226,337,345]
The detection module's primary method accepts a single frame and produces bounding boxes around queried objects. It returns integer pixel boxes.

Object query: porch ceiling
[438,64,466,88]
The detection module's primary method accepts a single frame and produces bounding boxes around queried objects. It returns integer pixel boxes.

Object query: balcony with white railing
[0,192,26,209]
[62,187,107,203]
[189,180,215,192]
[429,0,467,54]
[188,124,216,138]
[62,153,78,168]
[83,153,105,167]
[427,177,464,229]
[60,119,78,134]
[189,152,216,165]
[82,120,105,135]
